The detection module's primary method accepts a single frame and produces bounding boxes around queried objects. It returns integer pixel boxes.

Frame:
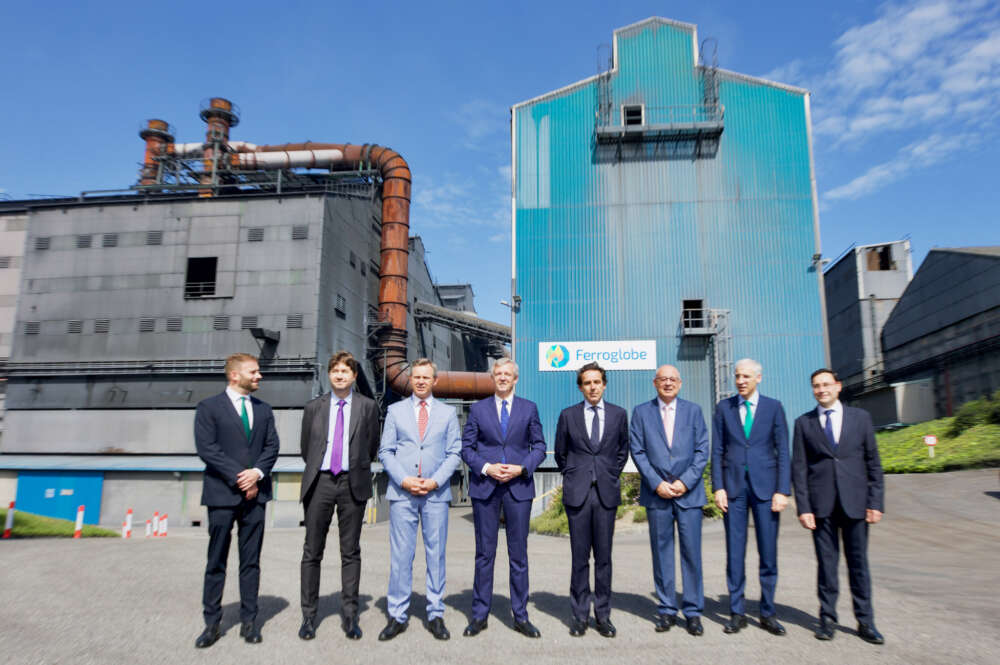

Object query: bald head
[654,364,682,404]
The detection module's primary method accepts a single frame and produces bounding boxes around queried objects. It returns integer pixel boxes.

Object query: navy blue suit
[792,405,884,624]
[194,391,280,626]
[554,401,629,622]
[711,393,790,617]
[629,397,708,618]
[461,395,546,622]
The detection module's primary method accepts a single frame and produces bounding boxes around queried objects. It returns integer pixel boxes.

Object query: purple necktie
[330,399,346,475]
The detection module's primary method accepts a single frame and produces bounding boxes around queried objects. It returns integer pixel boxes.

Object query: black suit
[194,391,280,627]
[299,391,380,621]
[792,405,884,624]
[554,400,629,623]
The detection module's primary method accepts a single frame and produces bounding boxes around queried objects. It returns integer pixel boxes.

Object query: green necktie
[240,397,252,440]
[743,400,753,438]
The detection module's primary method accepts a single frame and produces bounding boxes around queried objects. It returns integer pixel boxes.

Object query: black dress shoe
[342,616,362,640]
[723,614,748,634]
[194,623,220,649]
[815,616,836,641]
[513,619,541,638]
[378,618,408,641]
[299,617,316,640]
[595,618,616,638]
[569,618,587,636]
[463,618,488,637]
[760,615,786,636]
[857,623,884,645]
[685,616,704,636]
[427,617,450,641]
[654,614,677,632]
[240,622,262,644]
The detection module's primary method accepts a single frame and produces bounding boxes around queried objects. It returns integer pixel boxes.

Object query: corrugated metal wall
[513,18,826,447]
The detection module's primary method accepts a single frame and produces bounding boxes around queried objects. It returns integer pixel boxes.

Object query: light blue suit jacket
[379,396,462,502]
[629,397,709,511]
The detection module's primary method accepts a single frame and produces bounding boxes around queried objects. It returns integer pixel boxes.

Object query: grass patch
[530,487,569,536]
[0,508,119,538]
[877,419,1000,473]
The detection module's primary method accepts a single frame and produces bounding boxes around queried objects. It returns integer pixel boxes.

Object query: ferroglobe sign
[538,340,657,372]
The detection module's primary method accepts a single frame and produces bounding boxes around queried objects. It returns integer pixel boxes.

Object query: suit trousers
[723,480,780,616]
[647,502,703,618]
[300,471,366,619]
[387,497,450,622]
[565,484,616,622]
[813,503,873,623]
[202,500,266,626]
[471,485,532,622]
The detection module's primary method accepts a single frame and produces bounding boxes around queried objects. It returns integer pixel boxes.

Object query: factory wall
[513,18,826,444]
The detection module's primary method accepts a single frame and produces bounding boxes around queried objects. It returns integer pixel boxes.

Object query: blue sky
[1,1,998,325]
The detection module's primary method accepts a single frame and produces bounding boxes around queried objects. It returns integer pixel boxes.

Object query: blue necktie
[589,405,600,449]
[500,400,509,463]
[823,409,837,450]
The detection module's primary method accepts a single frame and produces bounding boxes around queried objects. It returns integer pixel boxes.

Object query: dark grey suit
[299,391,380,621]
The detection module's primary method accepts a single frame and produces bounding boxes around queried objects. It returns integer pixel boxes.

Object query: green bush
[878,417,1000,474]
[0,508,118,538]
[948,392,1000,436]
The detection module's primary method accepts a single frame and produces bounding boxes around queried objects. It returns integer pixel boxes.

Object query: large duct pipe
[241,142,495,399]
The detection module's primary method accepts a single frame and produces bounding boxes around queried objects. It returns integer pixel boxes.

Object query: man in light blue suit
[630,364,709,636]
[377,358,462,642]
[712,358,790,636]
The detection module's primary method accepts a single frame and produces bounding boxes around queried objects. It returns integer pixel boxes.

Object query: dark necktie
[823,409,837,450]
[330,399,346,474]
[589,405,600,449]
[240,397,251,441]
[499,400,509,464]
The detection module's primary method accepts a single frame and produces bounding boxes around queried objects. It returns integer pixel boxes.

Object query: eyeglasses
[655,377,681,384]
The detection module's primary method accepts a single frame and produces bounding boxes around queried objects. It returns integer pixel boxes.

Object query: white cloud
[449,99,509,150]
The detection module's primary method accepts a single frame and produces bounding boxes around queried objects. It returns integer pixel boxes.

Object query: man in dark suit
[460,358,547,638]
[630,364,709,637]
[193,352,281,648]
[792,368,885,645]
[711,358,790,636]
[298,351,380,641]
[554,362,629,638]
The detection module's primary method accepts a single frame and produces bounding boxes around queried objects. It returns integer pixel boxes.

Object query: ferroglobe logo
[538,340,657,372]
[545,344,570,368]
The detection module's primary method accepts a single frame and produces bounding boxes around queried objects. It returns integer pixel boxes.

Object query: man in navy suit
[793,369,885,645]
[711,358,790,636]
[193,353,281,648]
[460,358,547,638]
[554,362,629,638]
[377,358,462,642]
[630,364,709,636]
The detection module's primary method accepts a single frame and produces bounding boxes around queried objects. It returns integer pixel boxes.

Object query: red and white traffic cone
[73,505,85,539]
[145,519,151,538]
[3,501,14,538]
[152,511,160,537]
[159,514,168,537]
[121,521,127,538]
[124,508,133,539]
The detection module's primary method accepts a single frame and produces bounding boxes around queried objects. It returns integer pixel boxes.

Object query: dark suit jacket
[629,397,709,511]
[554,401,629,509]
[299,391,380,504]
[461,395,547,502]
[195,392,280,507]
[792,405,884,520]
[711,394,790,501]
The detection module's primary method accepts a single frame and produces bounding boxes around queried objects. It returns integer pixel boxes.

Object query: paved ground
[2,469,998,665]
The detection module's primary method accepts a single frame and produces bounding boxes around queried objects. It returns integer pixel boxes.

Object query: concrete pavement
[1,469,997,664]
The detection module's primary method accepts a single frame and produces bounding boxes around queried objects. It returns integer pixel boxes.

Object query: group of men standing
[192,351,885,648]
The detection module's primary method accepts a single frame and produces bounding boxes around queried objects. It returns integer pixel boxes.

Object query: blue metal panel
[16,470,104,524]
[514,18,826,447]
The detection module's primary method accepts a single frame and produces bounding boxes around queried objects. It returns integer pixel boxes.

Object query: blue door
[15,471,104,524]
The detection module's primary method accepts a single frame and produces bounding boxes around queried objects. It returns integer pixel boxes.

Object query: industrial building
[0,98,506,526]
[880,247,1000,418]
[511,17,828,442]
[823,241,934,425]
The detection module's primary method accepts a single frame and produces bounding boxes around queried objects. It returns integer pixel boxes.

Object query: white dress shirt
[816,400,843,443]
[739,390,759,426]
[224,386,262,479]
[583,399,605,441]
[322,390,353,472]
[412,393,435,421]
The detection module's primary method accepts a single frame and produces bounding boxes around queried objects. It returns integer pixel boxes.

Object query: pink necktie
[662,405,674,449]
[418,401,428,440]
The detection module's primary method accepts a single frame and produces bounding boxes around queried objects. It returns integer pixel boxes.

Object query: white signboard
[538,340,657,372]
